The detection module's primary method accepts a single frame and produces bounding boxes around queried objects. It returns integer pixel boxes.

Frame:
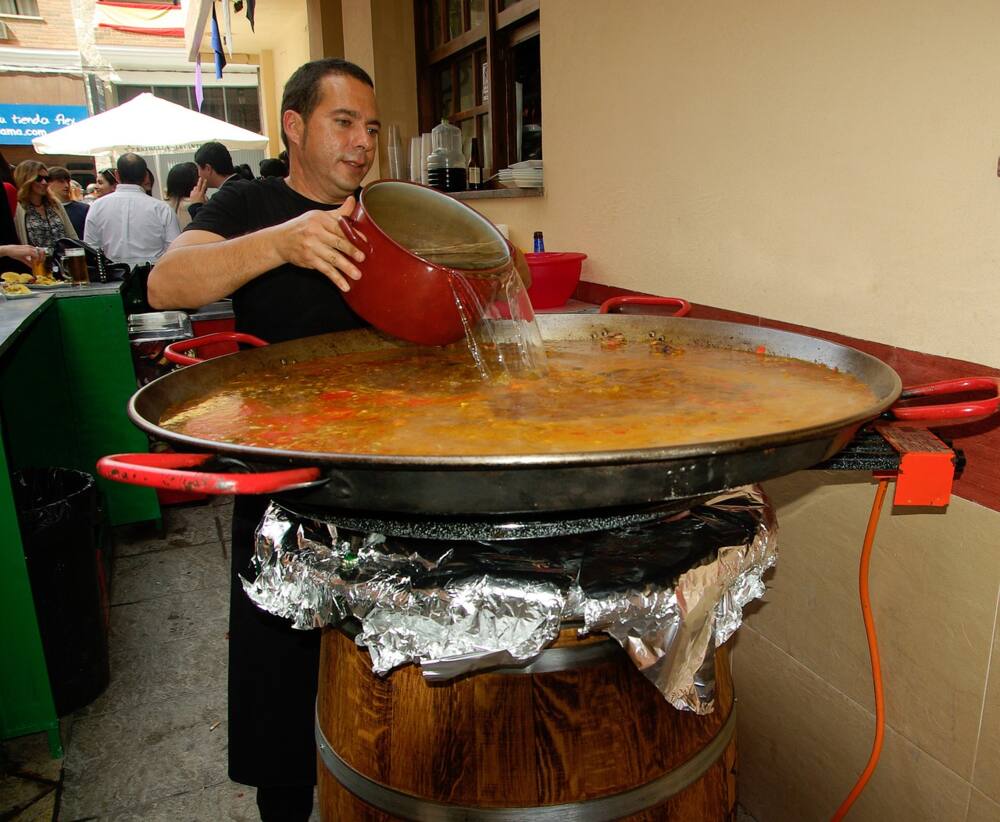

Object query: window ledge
[0,13,43,20]
[451,187,543,201]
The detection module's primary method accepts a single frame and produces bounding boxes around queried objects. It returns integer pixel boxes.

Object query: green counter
[0,286,160,754]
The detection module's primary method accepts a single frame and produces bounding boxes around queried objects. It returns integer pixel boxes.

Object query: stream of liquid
[447,263,549,382]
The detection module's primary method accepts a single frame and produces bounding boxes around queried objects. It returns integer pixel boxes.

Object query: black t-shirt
[185,177,365,344]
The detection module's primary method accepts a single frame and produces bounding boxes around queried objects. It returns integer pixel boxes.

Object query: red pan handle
[97,453,322,495]
[889,377,1000,423]
[338,216,373,259]
[599,296,692,317]
[164,332,269,366]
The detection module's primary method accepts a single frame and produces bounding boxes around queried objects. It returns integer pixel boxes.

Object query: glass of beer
[64,247,89,285]
[31,248,51,281]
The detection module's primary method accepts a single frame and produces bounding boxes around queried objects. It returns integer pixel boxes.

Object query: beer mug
[64,247,89,285]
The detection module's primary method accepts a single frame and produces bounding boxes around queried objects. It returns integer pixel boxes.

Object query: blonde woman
[13,160,77,248]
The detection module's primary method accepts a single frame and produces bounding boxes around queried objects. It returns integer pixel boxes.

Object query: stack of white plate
[509,159,543,189]
[495,160,543,189]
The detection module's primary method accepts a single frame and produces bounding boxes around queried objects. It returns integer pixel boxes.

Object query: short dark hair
[48,166,72,182]
[116,152,148,185]
[194,141,235,175]
[259,157,288,178]
[165,161,199,200]
[279,58,374,149]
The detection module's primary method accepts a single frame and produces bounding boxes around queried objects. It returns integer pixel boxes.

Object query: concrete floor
[2,496,758,821]
[0,496,292,821]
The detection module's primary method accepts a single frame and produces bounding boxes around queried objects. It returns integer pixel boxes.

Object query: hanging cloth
[210,4,227,79]
[221,0,234,57]
[194,58,205,111]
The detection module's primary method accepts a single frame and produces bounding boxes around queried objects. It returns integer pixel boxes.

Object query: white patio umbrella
[32,92,268,156]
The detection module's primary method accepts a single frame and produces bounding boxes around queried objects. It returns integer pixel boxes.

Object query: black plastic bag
[121,262,154,314]
[54,237,130,283]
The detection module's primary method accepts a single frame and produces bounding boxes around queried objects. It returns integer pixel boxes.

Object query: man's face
[49,176,71,202]
[289,74,380,201]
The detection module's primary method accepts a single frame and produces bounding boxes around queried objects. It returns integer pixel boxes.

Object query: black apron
[194,180,365,787]
[228,496,320,787]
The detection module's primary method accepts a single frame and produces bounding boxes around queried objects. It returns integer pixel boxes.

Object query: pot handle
[888,377,1000,423]
[164,332,270,366]
[97,453,322,495]
[338,216,373,258]
[599,296,692,317]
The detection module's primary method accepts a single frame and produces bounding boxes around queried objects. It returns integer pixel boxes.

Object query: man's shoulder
[87,195,111,216]
[229,176,281,194]
[204,176,293,213]
[128,194,174,214]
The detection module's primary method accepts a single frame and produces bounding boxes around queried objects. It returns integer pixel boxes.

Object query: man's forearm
[148,226,286,309]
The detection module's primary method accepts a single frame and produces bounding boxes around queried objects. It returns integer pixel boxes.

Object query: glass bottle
[468,137,482,191]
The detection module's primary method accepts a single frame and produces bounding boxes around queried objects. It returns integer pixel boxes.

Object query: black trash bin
[13,468,110,716]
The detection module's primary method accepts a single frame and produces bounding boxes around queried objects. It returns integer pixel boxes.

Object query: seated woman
[12,161,78,249]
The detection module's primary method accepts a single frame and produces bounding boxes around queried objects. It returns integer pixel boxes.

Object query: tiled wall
[572,281,1000,821]
[738,474,1000,821]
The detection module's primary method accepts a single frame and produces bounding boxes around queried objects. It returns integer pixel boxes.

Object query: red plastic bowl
[525,252,587,309]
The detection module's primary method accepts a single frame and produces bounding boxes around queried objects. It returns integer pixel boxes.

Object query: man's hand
[188,178,208,204]
[274,197,366,292]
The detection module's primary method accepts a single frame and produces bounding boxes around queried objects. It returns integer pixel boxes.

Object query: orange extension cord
[830,478,890,821]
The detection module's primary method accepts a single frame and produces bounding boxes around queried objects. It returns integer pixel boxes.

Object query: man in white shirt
[84,153,180,268]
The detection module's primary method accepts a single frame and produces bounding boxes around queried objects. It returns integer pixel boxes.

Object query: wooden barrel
[317,625,737,821]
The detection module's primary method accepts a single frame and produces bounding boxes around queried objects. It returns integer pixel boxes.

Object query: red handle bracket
[598,296,692,317]
[890,377,1000,423]
[164,332,269,366]
[97,453,321,495]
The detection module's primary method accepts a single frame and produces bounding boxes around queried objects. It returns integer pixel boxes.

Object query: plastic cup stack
[409,137,423,184]
[386,125,405,180]
[420,133,433,185]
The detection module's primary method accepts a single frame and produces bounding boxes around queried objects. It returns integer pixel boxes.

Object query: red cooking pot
[339,181,516,346]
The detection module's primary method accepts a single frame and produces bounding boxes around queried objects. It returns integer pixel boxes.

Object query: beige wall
[368,0,418,180]
[470,0,1000,368]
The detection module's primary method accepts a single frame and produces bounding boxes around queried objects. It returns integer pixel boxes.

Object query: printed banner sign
[95,0,185,37]
[0,104,89,145]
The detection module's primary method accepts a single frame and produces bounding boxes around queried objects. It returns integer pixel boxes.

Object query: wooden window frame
[0,0,40,16]
[415,0,539,177]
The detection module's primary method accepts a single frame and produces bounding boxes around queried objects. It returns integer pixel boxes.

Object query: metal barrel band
[315,705,737,821]
[338,620,620,674]
[491,637,619,674]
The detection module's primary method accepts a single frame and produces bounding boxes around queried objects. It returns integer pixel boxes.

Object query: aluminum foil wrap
[242,486,777,713]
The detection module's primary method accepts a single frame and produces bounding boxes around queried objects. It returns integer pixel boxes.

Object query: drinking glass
[31,249,51,281]
[64,247,89,285]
